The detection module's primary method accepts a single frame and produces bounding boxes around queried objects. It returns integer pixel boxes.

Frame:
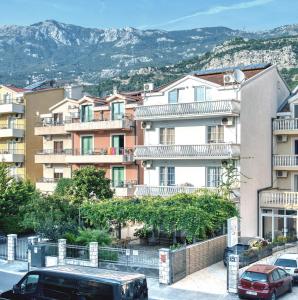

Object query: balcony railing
[273,155,298,168]
[260,190,298,208]
[273,118,298,132]
[36,149,72,155]
[0,149,24,155]
[135,100,240,120]
[134,143,240,160]
[135,185,203,197]
[0,98,24,105]
[0,123,24,129]
[0,149,24,162]
[112,180,138,188]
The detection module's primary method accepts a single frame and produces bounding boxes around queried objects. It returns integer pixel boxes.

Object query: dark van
[1,267,148,300]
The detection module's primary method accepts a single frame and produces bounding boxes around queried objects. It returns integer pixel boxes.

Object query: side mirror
[13,284,20,294]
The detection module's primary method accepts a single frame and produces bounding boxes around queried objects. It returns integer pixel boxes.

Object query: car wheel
[270,292,276,300]
[288,281,293,293]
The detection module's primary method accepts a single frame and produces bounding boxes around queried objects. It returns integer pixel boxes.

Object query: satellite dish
[233,69,246,84]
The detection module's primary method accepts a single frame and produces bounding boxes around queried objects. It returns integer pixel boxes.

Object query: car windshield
[241,271,268,282]
[275,258,297,268]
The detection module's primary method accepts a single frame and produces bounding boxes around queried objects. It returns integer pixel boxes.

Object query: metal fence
[0,237,7,259]
[171,248,187,283]
[15,238,28,261]
[66,244,89,261]
[43,243,59,257]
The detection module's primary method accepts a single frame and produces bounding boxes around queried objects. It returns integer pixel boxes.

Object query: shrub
[74,228,112,246]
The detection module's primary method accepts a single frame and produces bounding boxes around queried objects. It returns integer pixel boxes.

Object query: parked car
[223,243,250,267]
[238,264,292,299]
[1,267,148,300]
[274,253,298,283]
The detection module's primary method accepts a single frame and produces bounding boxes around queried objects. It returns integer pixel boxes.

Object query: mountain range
[0,20,298,88]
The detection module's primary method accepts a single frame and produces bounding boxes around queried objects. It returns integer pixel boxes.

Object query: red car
[238,264,293,299]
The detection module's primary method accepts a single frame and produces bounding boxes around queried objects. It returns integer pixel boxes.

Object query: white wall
[240,66,290,237]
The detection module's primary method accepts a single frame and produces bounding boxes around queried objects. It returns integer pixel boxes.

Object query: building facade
[134,64,290,237]
[35,92,143,197]
[0,85,65,182]
[260,91,298,241]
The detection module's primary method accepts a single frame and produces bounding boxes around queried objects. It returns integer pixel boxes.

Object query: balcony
[64,118,134,132]
[65,148,134,164]
[35,121,67,136]
[0,124,24,138]
[135,100,240,121]
[113,181,137,197]
[273,155,298,170]
[273,118,298,135]
[135,185,203,197]
[260,190,298,208]
[0,99,24,114]
[0,149,24,163]
[35,149,71,164]
[134,143,240,160]
[36,178,59,194]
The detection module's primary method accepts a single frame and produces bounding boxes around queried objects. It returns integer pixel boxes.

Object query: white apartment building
[134,63,290,237]
[260,89,298,240]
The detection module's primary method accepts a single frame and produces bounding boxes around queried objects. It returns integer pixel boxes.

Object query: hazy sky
[0,0,297,31]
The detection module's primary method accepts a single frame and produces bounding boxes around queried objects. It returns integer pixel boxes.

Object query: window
[20,274,40,294]
[207,125,224,143]
[207,167,222,187]
[54,141,63,154]
[54,171,63,180]
[112,135,124,155]
[194,86,212,102]
[112,102,124,120]
[168,89,179,104]
[53,113,63,125]
[277,268,288,278]
[275,258,297,268]
[160,128,175,145]
[294,105,298,118]
[121,278,148,300]
[272,270,281,281]
[81,105,93,122]
[241,271,268,283]
[112,167,125,187]
[81,136,93,155]
[79,280,114,300]
[160,166,175,186]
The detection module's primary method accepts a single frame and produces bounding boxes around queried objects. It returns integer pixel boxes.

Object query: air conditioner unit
[141,121,152,130]
[223,74,236,84]
[45,135,52,141]
[221,117,234,126]
[276,135,288,143]
[14,138,22,143]
[15,162,23,168]
[276,170,288,178]
[15,113,22,119]
[144,83,154,92]
[45,163,52,168]
[142,160,153,169]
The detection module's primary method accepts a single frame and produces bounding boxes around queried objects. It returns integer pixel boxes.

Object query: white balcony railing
[273,155,298,168]
[135,185,202,197]
[260,190,298,208]
[134,144,240,160]
[135,100,240,120]
[273,118,298,132]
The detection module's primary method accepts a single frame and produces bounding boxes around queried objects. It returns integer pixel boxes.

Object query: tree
[69,166,114,201]
[54,178,73,196]
[0,162,38,234]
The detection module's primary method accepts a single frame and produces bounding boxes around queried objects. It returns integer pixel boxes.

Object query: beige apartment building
[259,90,298,240]
[0,84,65,182]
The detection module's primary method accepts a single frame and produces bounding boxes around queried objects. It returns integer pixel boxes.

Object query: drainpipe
[256,118,274,237]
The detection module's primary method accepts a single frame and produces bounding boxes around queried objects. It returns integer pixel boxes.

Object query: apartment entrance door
[54,141,63,154]
[112,167,125,187]
[111,102,124,120]
[112,135,124,155]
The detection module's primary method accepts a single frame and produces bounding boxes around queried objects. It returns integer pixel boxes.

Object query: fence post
[7,234,17,262]
[89,242,98,268]
[159,248,171,285]
[58,239,66,265]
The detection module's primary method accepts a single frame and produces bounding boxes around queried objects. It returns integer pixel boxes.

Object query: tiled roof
[2,85,26,93]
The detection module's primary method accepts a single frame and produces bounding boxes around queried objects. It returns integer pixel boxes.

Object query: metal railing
[0,149,24,155]
[36,119,65,127]
[273,118,298,131]
[0,98,24,105]
[135,100,240,120]
[71,147,134,156]
[0,123,24,129]
[134,144,240,159]
[260,190,298,207]
[112,180,138,188]
[273,155,298,167]
[66,244,89,261]
[135,185,202,196]
[36,149,72,155]
[38,177,61,183]
[65,115,132,124]
[41,242,59,257]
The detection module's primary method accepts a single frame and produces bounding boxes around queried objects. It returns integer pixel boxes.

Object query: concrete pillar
[159,248,171,285]
[58,239,66,265]
[7,234,17,262]
[89,242,98,268]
